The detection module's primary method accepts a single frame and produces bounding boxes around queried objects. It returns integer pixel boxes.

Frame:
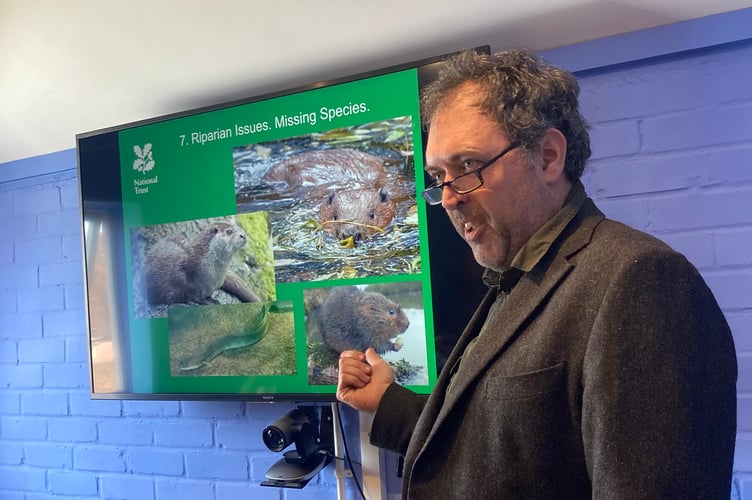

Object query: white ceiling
[1,0,750,165]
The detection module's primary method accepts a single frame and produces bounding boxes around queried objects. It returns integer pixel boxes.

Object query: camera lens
[262,426,289,452]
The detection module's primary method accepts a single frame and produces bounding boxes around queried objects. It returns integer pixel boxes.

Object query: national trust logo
[133,143,155,174]
[132,143,158,195]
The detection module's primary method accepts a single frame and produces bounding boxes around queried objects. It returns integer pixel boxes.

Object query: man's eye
[462,159,476,170]
[432,172,446,183]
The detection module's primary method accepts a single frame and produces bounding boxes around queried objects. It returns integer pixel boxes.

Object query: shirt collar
[483,180,587,288]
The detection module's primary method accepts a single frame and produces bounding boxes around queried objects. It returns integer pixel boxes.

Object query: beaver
[262,148,395,242]
[262,148,387,188]
[319,286,409,355]
[143,221,260,306]
[318,187,394,242]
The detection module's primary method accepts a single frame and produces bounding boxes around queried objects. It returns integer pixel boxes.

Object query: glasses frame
[421,141,521,205]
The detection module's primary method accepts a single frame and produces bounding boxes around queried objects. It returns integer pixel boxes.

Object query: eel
[178,302,271,371]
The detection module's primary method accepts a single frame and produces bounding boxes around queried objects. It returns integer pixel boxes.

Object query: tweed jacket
[370,198,737,499]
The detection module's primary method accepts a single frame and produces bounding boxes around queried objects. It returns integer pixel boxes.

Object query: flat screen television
[77,46,490,401]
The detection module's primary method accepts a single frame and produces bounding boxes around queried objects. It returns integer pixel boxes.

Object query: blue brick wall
[2,17,752,500]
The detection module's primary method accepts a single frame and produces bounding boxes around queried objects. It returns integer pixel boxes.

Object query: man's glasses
[421,142,521,205]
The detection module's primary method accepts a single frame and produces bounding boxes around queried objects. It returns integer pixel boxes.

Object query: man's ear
[539,128,567,184]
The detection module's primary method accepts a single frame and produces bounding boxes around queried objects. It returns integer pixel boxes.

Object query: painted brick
[73,446,126,472]
[154,478,214,500]
[703,144,752,186]
[0,242,12,264]
[589,197,650,231]
[0,311,43,339]
[64,286,85,312]
[250,455,281,482]
[641,103,752,153]
[737,355,752,393]
[0,465,47,491]
[0,441,23,465]
[66,336,89,363]
[48,469,98,496]
[18,338,66,363]
[658,232,714,269]
[14,236,62,265]
[62,234,83,263]
[128,448,183,475]
[98,419,153,445]
[185,450,248,479]
[69,391,122,417]
[41,308,86,336]
[100,474,155,500]
[0,392,20,414]
[0,416,46,440]
[12,186,60,215]
[0,214,38,244]
[181,400,245,419]
[735,437,752,471]
[153,420,213,447]
[38,209,81,238]
[18,286,65,312]
[727,313,752,352]
[60,182,80,208]
[122,400,180,417]
[24,442,72,468]
[648,189,752,232]
[0,364,43,389]
[588,120,640,159]
[0,339,18,363]
[0,290,18,314]
[21,391,69,416]
[40,262,84,287]
[588,153,704,198]
[48,417,97,442]
[216,421,265,450]
[739,397,752,433]
[0,264,39,290]
[704,272,752,311]
[43,362,87,389]
[215,482,280,500]
[716,229,752,267]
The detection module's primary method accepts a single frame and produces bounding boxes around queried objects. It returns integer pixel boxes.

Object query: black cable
[335,402,367,500]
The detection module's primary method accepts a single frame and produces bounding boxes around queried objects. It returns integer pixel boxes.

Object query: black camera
[261,405,334,489]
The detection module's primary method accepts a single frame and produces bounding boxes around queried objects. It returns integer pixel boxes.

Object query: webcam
[261,405,334,489]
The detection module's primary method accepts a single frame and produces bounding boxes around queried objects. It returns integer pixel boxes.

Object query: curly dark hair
[421,48,591,181]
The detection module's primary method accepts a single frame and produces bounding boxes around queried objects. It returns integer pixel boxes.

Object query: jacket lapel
[412,199,606,466]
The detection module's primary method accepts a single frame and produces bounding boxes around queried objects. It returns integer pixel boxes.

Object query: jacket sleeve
[582,248,737,499]
[369,382,429,455]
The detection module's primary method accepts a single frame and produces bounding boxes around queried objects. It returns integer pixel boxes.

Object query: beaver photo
[262,148,396,243]
[142,221,260,306]
[318,286,409,355]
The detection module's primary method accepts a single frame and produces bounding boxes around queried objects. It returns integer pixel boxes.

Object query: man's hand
[336,347,394,413]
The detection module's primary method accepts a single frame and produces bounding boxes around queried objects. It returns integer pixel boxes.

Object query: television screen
[77,47,489,401]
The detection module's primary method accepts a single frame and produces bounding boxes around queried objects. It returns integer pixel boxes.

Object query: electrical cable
[335,402,367,500]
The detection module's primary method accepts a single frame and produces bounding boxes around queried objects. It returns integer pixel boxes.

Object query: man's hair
[421,48,591,181]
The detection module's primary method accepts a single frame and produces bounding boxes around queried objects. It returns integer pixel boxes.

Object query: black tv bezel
[76,45,490,402]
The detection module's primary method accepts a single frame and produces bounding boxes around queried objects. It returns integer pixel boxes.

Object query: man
[336,49,737,499]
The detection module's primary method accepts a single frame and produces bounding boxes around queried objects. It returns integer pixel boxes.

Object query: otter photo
[167,301,295,377]
[232,116,421,283]
[304,281,428,386]
[129,212,276,319]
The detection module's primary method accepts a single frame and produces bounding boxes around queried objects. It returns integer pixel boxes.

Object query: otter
[319,286,409,355]
[318,187,394,242]
[262,148,396,242]
[143,221,260,306]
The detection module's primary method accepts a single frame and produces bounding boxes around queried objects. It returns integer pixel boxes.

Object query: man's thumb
[364,347,383,366]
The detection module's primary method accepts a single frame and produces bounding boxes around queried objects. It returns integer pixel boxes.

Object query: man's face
[424,83,562,272]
